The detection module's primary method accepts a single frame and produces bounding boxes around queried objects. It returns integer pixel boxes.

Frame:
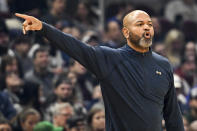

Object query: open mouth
[144,32,151,39]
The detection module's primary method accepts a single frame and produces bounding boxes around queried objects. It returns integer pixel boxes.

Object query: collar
[123,44,152,56]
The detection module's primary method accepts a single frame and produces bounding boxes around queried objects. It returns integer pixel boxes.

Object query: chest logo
[156,70,162,75]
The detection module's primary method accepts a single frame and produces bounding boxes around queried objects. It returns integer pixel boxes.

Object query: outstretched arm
[15,13,112,78]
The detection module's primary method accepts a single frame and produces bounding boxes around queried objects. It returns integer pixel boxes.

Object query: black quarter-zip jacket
[38,23,184,131]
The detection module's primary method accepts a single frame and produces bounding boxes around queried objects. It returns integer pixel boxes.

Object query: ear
[122,27,129,39]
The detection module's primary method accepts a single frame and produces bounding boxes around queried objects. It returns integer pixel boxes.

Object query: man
[25,47,54,99]
[104,20,123,48]
[53,78,74,103]
[15,10,184,131]
[52,103,74,130]
[43,77,75,121]
[13,36,33,74]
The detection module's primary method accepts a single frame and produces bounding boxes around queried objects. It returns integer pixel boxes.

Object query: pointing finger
[15,13,31,20]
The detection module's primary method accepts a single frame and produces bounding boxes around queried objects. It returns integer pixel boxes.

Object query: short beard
[129,32,152,48]
[139,37,152,48]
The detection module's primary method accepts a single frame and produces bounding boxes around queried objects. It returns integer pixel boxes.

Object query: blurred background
[0,0,197,131]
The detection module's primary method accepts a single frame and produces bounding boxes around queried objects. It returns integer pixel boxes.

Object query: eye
[137,23,143,26]
[148,24,153,27]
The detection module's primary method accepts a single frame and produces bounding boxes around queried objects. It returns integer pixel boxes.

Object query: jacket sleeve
[37,22,114,79]
[163,70,185,131]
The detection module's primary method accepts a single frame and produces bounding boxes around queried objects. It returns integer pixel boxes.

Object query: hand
[15,13,42,34]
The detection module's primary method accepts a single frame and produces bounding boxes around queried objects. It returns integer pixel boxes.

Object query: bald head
[123,10,150,27]
[121,10,154,51]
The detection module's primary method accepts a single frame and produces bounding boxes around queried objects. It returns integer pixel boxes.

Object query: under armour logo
[156,70,162,75]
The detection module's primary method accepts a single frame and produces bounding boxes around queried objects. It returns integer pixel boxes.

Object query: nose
[143,24,150,31]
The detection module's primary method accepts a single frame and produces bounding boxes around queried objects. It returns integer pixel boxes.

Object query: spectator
[0,55,41,110]
[66,71,84,103]
[0,55,23,80]
[103,20,123,48]
[12,36,33,74]
[52,103,74,130]
[51,76,74,103]
[25,47,55,100]
[165,29,185,68]
[87,107,105,131]
[44,76,77,121]
[42,0,69,25]
[181,41,197,62]
[19,108,40,131]
[74,1,98,32]
[0,117,12,131]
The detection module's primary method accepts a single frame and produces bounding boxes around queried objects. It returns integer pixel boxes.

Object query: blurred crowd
[0,0,197,131]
